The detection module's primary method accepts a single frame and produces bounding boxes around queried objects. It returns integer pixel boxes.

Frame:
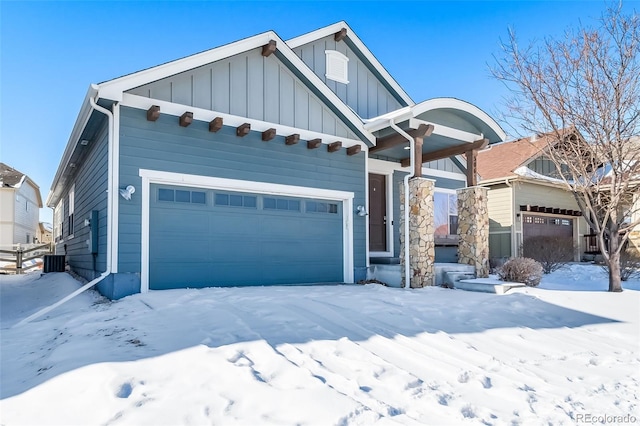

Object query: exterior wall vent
[325,50,349,84]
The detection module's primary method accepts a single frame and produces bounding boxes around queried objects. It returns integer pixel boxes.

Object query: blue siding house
[47,22,505,299]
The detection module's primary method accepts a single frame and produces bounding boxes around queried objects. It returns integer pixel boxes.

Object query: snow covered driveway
[1,267,638,425]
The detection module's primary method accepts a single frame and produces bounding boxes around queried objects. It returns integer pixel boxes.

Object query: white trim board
[122,93,367,149]
[138,169,355,292]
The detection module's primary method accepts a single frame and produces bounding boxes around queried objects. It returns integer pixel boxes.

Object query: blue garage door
[149,184,344,289]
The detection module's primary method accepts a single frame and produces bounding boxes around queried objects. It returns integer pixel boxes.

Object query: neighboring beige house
[0,163,43,248]
[477,133,590,262]
[36,222,53,245]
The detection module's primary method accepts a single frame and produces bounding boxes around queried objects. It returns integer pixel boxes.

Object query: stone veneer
[399,177,435,288]
[457,186,490,278]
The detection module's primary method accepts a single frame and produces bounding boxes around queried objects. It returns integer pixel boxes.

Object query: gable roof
[477,132,559,182]
[0,163,26,187]
[97,29,374,145]
[286,21,414,108]
[0,163,43,207]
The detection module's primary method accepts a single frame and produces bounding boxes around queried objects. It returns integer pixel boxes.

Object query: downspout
[14,92,116,327]
[389,120,415,289]
[89,94,115,275]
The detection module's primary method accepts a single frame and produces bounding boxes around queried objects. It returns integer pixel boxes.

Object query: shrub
[601,249,640,282]
[522,235,574,274]
[498,257,544,287]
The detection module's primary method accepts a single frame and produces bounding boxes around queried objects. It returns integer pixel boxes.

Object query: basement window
[325,50,349,84]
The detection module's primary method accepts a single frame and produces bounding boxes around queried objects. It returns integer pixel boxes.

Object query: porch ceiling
[365,98,506,164]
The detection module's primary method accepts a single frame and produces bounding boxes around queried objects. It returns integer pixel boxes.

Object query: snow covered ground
[1,264,638,425]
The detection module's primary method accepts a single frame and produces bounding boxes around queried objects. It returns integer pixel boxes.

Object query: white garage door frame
[139,169,355,293]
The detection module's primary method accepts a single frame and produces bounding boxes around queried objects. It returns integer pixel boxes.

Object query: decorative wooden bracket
[147,105,160,122]
[209,117,223,132]
[346,145,361,156]
[285,134,300,145]
[334,28,347,42]
[262,128,276,141]
[307,138,322,149]
[370,124,434,153]
[400,138,489,167]
[262,40,276,57]
[179,112,193,127]
[328,141,342,153]
[236,123,251,137]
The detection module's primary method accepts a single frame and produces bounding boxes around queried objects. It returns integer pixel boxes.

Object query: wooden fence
[0,243,54,274]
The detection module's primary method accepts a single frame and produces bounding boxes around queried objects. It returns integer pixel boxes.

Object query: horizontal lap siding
[487,184,513,259]
[118,106,366,274]
[514,181,589,254]
[58,124,109,280]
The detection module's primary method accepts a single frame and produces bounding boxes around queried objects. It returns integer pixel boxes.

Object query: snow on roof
[0,163,27,188]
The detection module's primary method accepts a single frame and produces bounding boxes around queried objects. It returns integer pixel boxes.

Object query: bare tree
[492,3,640,291]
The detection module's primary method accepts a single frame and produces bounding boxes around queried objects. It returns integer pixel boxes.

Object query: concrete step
[456,278,526,295]
[442,271,476,289]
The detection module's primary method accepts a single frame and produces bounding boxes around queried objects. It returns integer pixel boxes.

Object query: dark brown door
[369,173,387,251]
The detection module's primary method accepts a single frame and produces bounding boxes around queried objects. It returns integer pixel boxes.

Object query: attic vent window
[325,50,349,84]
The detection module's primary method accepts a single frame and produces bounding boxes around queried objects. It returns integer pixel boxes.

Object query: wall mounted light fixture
[119,185,136,201]
[356,205,368,217]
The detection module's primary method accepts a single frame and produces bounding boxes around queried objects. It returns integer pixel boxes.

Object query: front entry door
[369,173,387,252]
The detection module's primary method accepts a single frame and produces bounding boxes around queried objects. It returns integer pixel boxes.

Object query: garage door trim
[139,169,355,292]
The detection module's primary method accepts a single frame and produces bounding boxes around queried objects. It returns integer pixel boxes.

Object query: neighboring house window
[26,200,29,212]
[325,50,349,84]
[434,191,458,236]
[54,201,63,241]
[68,184,75,237]
[527,156,569,178]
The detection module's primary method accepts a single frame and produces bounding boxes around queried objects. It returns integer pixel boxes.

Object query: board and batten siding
[126,50,358,141]
[423,158,462,174]
[292,35,405,119]
[486,183,513,259]
[55,123,109,281]
[117,106,367,277]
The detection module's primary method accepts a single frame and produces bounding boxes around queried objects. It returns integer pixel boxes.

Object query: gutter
[88,85,118,274]
[17,89,118,327]
[388,120,416,289]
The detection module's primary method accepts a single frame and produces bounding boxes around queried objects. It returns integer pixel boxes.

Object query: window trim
[68,184,75,238]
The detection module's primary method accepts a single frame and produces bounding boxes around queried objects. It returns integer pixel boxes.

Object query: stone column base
[457,186,490,278]
[400,177,435,288]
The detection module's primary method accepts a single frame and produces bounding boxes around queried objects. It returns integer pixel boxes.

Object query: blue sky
[1,0,636,222]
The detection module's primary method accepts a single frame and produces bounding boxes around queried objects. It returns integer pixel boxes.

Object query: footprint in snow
[481,376,493,389]
[461,404,476,418]
[458,371,471,383]
[116,382,133,398]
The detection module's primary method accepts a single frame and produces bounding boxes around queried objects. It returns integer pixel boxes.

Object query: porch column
[457,186,490,278]
[400,177,435,288]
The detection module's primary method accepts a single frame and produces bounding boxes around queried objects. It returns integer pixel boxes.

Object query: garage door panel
[153,238,211,261]
[150,184,344,289]
[209,212,261,236]
[154,210,209,234]
[210,240,262,258]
